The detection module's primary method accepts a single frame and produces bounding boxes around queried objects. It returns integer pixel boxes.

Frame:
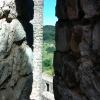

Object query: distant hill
[43,25,55,43]
[43,25,55,75]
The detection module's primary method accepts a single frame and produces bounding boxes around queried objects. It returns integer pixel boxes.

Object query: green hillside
[43,25,55,76]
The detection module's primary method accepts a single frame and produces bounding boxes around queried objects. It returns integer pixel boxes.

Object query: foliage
[43,25,55,43]
[43,25,55,76]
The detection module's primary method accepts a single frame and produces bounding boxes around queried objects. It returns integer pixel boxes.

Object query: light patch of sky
[43,0,57,25]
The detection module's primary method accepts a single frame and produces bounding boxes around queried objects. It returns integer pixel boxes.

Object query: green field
[43,25,55,76]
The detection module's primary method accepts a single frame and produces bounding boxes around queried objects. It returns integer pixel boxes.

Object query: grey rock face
[0,19,25,60]
[0,0,17,19]
[0,19,33,100]
[54,0,100,100]
[0,0,33,100]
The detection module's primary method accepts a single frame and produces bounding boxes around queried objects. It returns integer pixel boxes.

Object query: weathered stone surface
[0,21,33,100]
[79,25,92,57]
[70,25,82,55]
[54,52,78,88]
[42,74,53,93]
[67,0,79,19]
[0,0,33,100]
[93,22,100,51]
[30,0,43,99]
[56,0,79,19]
[53,76,85,100]
[80,0,100,18]
[56,0,100,20]
[0,18,26,60]
[41,74,54,100]
[77,60,100,100]
[55,21,71,52]
[54,0,100,100]
[56,0,68,19]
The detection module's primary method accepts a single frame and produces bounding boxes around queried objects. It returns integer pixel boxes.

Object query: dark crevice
[77,0,85,19]
[17,18,34,50]
[15,0,34,50]
[46,83,49,91]
[14,38,26,46]
[0,75,12,89]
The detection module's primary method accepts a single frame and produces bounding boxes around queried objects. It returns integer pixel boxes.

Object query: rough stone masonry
[53,0,100,100]
[0,0,33,100]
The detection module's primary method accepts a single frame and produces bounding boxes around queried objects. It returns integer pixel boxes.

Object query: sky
[43,0,57,25]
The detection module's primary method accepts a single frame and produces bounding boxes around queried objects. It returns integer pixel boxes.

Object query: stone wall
[41,74,54,100]
[30,0,43,100]
[0,0,33,100]
[53,0,100,100]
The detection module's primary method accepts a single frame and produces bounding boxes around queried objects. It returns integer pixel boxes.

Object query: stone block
[79,25,92,56]
[56,0,79,19]
[80,0,100,18]
[93,21,100,52]
[54,51,78,87]
[56,0,68,19]
[53,76,83,100]
[54,0,100,100]
[70,25,82,55]
[55,21,71,52]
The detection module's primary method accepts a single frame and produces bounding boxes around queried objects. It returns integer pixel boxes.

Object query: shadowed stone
[55,21,71,52]
[54,0,100,100]
[0,0,33,100]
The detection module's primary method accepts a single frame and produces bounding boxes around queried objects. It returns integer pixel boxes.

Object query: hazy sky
[43,0,57,25]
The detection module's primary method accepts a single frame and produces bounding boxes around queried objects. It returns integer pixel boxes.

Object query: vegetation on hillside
[43,25,55,76]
